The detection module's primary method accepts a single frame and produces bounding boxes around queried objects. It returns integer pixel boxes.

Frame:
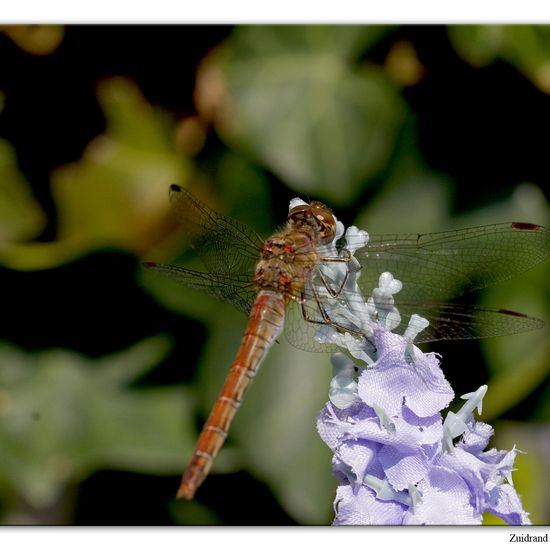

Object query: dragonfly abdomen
[177,290,286,500]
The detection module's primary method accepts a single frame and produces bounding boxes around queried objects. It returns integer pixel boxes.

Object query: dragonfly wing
[145,262,256,316]
[283,298,342,353]
[284,296,545,352]
[395,302,545,343]
[354,222,550,304]
[168,184,263,276]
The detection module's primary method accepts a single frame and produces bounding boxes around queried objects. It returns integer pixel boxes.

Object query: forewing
[354,223,550,304]
[168,185,263,276]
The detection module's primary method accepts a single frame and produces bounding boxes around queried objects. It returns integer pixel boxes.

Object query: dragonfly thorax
[254,230,321,300]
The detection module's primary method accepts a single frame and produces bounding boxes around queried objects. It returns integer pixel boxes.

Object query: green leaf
[489,421,549,525]
[0,139,46,244]
[215,151,276,237]
[0,77,190,270]
[0,336,195,508]
[481,261,550,420]
[0,25,64,56]
[206,26,405,205]
[169,499,222,526]
[448,25,550,94]
[447,25,506,67]
[353,122,453,234]
[226,25,391,60]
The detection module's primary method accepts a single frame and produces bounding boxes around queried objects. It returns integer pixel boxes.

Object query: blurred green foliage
[0,138,46,244]
[0,336,195,521]
[449,25,550,94]
[0,25,64,56]
[0,77,189,270]
[207,26,406,204]
[0,24,549,525]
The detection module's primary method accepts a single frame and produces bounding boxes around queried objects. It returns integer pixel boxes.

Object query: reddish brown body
[177,200,337,500]
[177,290,286,499]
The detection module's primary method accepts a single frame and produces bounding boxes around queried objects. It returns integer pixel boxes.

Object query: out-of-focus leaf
[0,139,46,244]
[215,152,275,237]
[0,25,64,56]
[452,182,549,231]
[448,25,508,67]
[221,26,389,60]
[353,120,453,235]
[169,499,222,526]
[450,182,550,418]
[490,422,550,524]
[533,381,550,421]
[448,25,550,94]
[0,77,190,270]
[482,329,550,421]
[481,262,550,419]
[384,39,426,87]
[197,307,334,524]
[196,26,405,205]
[0,336,195,509]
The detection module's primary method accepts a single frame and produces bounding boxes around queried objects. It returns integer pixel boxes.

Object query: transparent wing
[151,188,550,350]
[285,221,550,351]
[284,283,546,354]
[284,294,341,353]
[168,184,263,276]
[145,262,257,316]
[351,222,550,303]
[397,302,545,343]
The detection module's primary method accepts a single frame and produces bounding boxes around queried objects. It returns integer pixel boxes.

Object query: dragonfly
[145,184,550,500]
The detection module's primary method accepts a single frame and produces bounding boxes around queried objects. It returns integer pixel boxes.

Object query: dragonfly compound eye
[310,202,337,244]
[288,201,336,244]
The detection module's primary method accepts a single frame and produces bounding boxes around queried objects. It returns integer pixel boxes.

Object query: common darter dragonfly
[145,184,549,499]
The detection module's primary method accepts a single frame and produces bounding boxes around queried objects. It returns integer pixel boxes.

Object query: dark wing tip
[170,183,183,193]
[497,308,546,330]
[511,222,541,231]
[496,308,529,318]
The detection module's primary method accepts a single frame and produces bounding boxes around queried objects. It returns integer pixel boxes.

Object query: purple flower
[312,222,531,525]
[318,336,530,524]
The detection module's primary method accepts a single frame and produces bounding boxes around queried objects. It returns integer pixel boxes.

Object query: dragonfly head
[288,201,337,244]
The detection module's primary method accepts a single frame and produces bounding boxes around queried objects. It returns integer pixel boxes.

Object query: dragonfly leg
[315,264,349,298]
[312,249,353,299]
[318,248,352,264]
[299,287,364,338]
